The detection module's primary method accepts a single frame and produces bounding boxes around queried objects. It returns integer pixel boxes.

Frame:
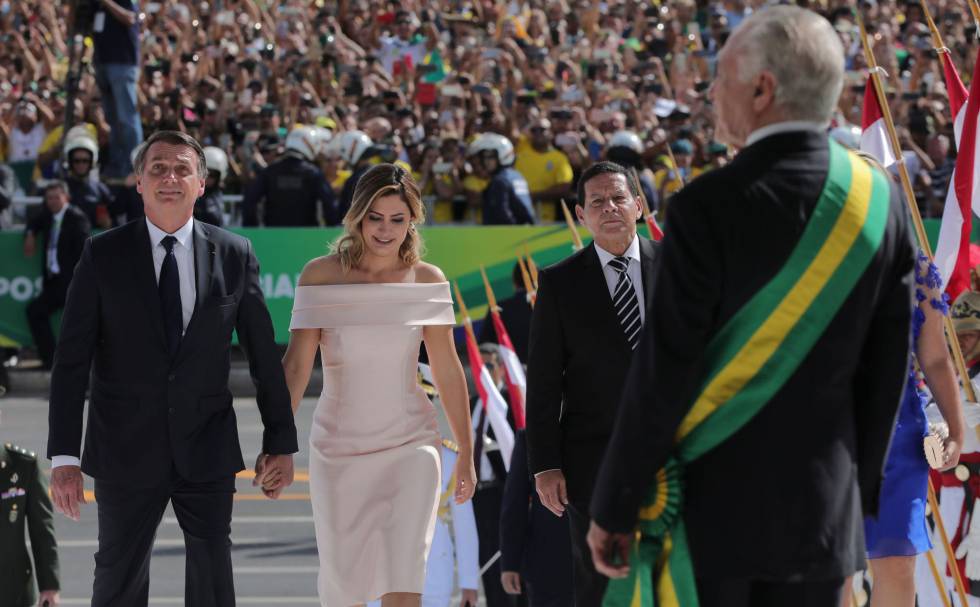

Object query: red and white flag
[463,326,515,469]
[934,51,979,299]
[860,75,897,167]
[646,214,664,241]
[489,311,527,429]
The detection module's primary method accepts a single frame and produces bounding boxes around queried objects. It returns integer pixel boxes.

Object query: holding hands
[253,453,295,499]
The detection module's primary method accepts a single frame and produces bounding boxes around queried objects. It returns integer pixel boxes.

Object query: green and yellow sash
[603,139,891,607]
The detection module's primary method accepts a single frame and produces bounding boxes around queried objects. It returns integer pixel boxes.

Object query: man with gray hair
[588,6,916,606]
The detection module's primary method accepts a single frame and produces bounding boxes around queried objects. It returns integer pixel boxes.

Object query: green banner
[0,225,590,346]
[0,219,960,346]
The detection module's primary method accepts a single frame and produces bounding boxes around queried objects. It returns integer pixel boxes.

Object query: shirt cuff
[52,455,81,468]
[533,468,561,477]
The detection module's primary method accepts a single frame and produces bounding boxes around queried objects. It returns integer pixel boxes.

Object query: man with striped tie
[525,161,660,607]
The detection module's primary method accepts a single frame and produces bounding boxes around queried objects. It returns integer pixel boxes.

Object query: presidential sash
[603,139,892,607]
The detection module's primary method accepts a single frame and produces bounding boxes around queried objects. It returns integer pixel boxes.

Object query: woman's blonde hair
[332,163,426,273]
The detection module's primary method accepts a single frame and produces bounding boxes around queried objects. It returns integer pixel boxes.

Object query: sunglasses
[70,157,92,164]
[529,127,549,134]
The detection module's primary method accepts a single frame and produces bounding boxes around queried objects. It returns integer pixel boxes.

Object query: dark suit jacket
[478,289,532,364]
[591,131,915,580]
[47,219,298,486]
[499,431,573,598]
[27,205,91,287]
[525,236,660,504]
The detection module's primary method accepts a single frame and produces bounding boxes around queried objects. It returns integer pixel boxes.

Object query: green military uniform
[0,444,59,607]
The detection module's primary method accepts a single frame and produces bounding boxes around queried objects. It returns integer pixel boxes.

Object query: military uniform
[0,443,59,607]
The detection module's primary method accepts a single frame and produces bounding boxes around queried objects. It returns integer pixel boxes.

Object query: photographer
[89,0,142,180]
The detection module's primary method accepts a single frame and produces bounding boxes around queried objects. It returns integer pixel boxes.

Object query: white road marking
[233,566,320,574]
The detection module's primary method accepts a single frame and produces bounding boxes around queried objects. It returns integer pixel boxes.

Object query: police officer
[332,130,376,218]
[198,147,228,226]
[605,130,659,213]
[0,439,60,607]
[62,133,113,229]
[242,126,337,226]
[469,134,535,225]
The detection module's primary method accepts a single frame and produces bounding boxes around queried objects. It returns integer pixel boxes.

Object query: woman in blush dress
[266,163,477,607]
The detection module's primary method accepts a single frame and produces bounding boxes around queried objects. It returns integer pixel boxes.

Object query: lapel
[132,220,167,349]
[178,221,215,352]
[580,243,630,353]
[639,236,658,307]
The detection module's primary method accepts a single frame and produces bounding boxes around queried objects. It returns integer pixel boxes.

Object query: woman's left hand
[941,436,963,472]
[454,453,477,504]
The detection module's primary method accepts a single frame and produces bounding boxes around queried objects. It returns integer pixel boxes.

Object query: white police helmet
[64,134,99,166]
[203,146,229,181]
[469,133,515,166]
[330,130,373,166]
[606,130,643,154]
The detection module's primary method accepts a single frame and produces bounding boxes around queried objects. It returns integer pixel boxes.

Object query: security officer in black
[242,126,337,226]
[63,136,113,230]
[469,134,535,225]
[0,442,60,607]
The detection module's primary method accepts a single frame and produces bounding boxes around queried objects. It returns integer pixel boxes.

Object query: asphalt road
[3,394,478,606]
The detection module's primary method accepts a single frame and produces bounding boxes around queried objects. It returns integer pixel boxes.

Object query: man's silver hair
[729,6,844,124]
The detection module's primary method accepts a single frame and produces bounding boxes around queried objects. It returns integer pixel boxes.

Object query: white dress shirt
[744,120,828,148]
[46,205,68,275]
[52,216,198,470]
[146,216,197,333]
[594,236,645,325]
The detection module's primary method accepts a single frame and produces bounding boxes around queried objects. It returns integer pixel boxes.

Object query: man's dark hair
[133,130,207,178]
[576,161,639,207]
[42,180,69,197]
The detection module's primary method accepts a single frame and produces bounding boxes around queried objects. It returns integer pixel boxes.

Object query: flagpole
[859,15,974,606]
[920,0,950,51]
[926,548,956,607]
[665,142,685,188]
[479,265,499,312]
[560,199,585,250]
[524,245,540,289]
[453,282,479,343]
[515,252,536,306]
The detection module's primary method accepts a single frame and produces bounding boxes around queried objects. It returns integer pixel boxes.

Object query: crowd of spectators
[0,0,977,228]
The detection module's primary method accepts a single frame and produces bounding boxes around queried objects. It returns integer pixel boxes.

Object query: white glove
[955,498,980,581]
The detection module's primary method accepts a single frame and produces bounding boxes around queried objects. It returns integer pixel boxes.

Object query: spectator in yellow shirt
[514,118,573,221]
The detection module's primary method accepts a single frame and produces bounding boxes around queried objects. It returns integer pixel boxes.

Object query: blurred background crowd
[0,0,975,229]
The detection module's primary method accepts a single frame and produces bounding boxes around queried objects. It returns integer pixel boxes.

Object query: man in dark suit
[525,160,660,607]
[588,8,915,607]
[499,429,573,607]
[23,181,92,370]
[479,264,532,364]
[47,130,298,607]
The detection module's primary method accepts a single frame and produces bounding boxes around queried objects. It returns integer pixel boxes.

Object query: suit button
[168,374,176,382]
[168,408,175,414]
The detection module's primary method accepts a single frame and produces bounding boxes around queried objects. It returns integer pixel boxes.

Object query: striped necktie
[608,256,641,350]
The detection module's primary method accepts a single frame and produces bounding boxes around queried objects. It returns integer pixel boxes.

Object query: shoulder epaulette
[5,444,37,461]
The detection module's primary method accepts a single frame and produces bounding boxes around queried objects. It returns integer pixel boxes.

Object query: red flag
[489,310,526,429]
[645,214,664,241]
[462,325,515,468]
[935,51,980,300]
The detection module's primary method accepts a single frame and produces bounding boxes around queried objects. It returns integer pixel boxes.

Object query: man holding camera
[90,0,143,180]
